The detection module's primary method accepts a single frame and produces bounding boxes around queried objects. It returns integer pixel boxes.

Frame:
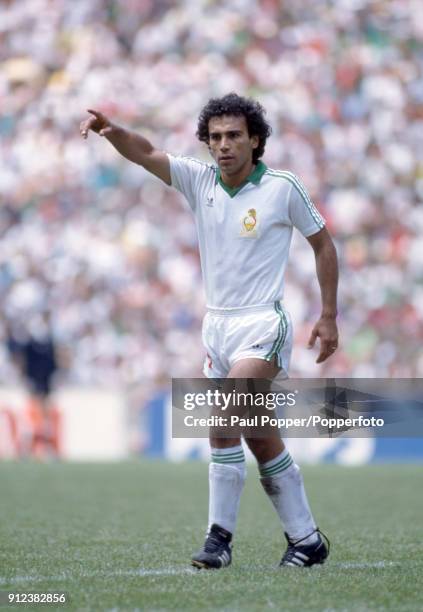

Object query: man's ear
[251,134,259,149]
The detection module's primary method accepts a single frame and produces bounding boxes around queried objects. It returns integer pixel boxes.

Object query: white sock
[259,449,318,544]
[208,445,246,535]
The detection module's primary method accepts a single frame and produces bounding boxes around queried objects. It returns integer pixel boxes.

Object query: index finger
[87,108,105,120]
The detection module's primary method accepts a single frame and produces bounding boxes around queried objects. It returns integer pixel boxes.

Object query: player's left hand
[307,317,339,363]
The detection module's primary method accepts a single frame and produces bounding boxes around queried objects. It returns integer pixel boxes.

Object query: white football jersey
[168,154,325,310]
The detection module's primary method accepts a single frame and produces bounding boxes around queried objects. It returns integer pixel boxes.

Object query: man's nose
[220,137,229,150]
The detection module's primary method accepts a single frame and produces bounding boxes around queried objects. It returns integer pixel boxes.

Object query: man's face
[208,115,259,175]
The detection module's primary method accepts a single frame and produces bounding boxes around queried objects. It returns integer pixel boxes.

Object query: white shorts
[202,301,293,378]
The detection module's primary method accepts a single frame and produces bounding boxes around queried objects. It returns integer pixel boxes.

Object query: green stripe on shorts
[265,302,288,362]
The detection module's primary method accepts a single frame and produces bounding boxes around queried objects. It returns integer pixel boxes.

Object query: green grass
[0,462,422,611]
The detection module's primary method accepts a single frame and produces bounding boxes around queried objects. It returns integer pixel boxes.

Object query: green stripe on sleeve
[265,170,324,227]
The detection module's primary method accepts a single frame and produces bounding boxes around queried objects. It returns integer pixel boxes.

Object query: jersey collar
[216,160,267,197]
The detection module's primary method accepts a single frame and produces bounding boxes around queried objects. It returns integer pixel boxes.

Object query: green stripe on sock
[260,455,293,476]
[260,455,292,474]
[212,455,245,464]
[261,453,292,473]
[212,452,245,464]
[212,452,245,460]
[261,459,293,477]
[261,458,293,476]
[211,450,244,459]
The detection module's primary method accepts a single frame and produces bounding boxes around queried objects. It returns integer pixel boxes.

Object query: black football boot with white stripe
[280,529,330,567]
[191,523,232,570]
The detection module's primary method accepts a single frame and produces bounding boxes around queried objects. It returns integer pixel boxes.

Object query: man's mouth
[219,156,234,162]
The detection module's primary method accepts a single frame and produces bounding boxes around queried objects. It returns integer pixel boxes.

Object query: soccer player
[80,93,339,569]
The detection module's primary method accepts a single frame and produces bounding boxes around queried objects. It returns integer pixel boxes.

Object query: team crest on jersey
[240,208,258,237]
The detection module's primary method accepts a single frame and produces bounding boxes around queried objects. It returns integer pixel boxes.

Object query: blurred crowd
[0,0,422,410]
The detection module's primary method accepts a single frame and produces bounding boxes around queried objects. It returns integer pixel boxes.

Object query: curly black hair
[196,93,272,164]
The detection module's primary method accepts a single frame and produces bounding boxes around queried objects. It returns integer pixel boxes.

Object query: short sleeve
[287,173,325,237]
[167,154,213,212]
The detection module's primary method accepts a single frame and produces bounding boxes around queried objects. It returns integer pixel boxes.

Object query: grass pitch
[0,461,422,611]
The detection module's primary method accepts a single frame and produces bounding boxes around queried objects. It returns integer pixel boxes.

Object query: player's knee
[244,437,269,462]
[209,436,241,448]
[244,436,284,463]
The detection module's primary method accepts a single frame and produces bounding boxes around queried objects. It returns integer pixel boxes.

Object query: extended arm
[80,109,171,185]
[306,227,339,363]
